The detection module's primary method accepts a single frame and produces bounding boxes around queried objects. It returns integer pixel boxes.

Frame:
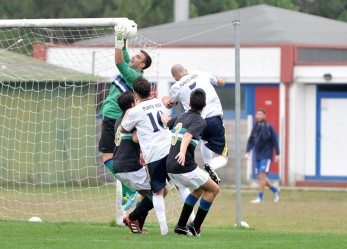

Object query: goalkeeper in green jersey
[99,21,152,210]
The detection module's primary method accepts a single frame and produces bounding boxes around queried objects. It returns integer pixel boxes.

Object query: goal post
[0,18,130,28]
[0,18,178,224]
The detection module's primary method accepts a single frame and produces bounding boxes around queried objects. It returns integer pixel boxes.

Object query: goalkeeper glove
[114,22,126,49]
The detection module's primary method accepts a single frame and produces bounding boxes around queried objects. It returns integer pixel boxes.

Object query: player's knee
[163,187,168,197]
[211,184,220,197]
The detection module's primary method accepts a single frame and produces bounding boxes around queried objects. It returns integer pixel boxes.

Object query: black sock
[193,198,212,229]
[138,210,148,229]
[129,195,153,221]
[177,194,198,227]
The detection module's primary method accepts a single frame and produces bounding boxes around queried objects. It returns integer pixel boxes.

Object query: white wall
[288,82,318,185]
[288,82,306,185]
[279,83,286,182]
[303,85,317,177]
[46,46,281,99]
[294,66,347,84]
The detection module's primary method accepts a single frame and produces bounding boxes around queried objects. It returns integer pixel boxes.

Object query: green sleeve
[117,62,143,88]
[123,47,131,64]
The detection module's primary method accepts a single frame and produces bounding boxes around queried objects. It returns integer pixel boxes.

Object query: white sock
[210,156,228,170]
[178,187,196,222]
[152,195,168,235]
[200,142,213,164]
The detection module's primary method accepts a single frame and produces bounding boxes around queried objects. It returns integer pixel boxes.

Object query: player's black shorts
[98,117,117,153]
[202,115,228,156]
[146,155,169,193]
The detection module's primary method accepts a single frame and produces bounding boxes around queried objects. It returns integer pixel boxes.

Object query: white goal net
[0,18,179,223]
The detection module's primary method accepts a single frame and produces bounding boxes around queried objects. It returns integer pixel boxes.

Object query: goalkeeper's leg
[103,159,137,205]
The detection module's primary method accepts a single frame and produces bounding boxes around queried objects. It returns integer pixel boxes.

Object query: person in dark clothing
[245,108,280,204]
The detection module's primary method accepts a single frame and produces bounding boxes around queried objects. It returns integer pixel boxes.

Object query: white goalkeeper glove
[114,22,127,49]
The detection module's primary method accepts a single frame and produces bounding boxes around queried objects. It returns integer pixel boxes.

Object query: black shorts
[202,116,228,156]
[98,117,117,153]
[146,155,169,193]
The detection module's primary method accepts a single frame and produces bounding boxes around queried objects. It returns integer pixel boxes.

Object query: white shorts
[168,167,209,191]
[115,167,151,191]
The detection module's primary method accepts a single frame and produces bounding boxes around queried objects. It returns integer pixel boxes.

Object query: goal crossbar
[0,18,130,28]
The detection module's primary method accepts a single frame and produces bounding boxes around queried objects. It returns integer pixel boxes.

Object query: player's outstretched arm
[114,22,127,65]
[175,133,193,166]
[162,95,177,109]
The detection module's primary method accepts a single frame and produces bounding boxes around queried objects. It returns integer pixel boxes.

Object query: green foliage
[0,0,346,27]
[238,0,298,10]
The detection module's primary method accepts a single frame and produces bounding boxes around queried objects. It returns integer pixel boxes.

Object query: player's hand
[245,153,250,160]
[114,22,127,49]
[167,100,178,108]
[160,112,171,126]
[216,76,225,86]
[274,155,279,163]
[175,152,186,166]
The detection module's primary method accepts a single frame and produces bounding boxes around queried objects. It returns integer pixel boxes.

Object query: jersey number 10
[147,111,165,132]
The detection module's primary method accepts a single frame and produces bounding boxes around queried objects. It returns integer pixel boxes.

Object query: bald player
[162,64,228,184]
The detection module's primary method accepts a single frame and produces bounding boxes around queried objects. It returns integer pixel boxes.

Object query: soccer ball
[125,20,137,39]
[29,216,42,222]
[234,220,250,229]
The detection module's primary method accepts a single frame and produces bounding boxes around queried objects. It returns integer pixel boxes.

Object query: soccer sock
[194,198,212,230]
[200,142,213,165]
[152,195,167,231]
[177,194,198,227]
[258,192,264,199]
[270,186,278,193]
[129,195,153,221]
[104,159,114,174]
[209,156,227,170]
[178,188,196,222]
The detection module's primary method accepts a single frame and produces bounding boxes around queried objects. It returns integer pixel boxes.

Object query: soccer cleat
[123,215,143,234]
[122,194,130,206]
[187,222,201,237]
[123,191,138,211]
[204,164,221,185]
[174,225,193,236]
[250,197,262,204]
[274,190,280,203]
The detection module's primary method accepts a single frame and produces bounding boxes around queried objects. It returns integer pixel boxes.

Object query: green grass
[1,188,347,248]
[1,220,346,249]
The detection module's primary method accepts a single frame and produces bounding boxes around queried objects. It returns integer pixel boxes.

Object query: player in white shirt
[120,77,193,235]
[162,64,228,184]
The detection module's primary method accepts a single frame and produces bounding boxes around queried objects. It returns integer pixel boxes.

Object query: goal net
[0,18,179,224]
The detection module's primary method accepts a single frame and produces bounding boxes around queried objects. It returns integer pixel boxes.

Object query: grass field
[1,188,347,248]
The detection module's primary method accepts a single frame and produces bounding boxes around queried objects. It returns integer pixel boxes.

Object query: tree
[190,0,239,18]
[238,0,298,10]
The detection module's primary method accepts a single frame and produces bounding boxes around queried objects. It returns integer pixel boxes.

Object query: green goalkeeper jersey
[100,48,143,120]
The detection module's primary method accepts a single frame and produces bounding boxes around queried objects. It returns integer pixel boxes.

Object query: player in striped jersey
[164,89,220,236]
[99,22,152,208]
